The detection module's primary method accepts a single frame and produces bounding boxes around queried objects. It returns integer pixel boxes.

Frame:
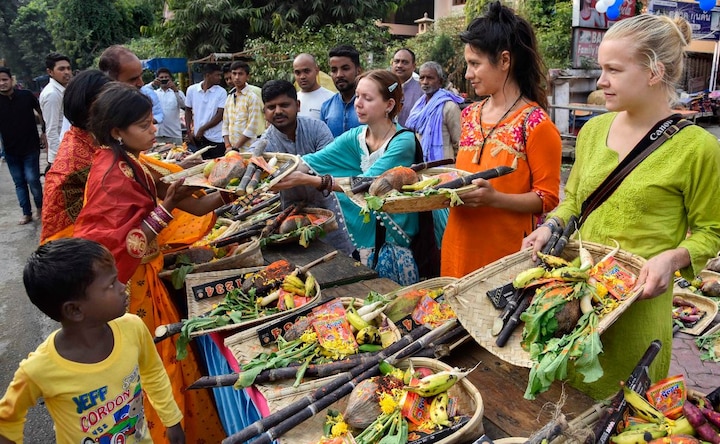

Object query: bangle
[542,216,562,231]
[317,174,332,197]
[143,217,162,235]
[154,205,174,224]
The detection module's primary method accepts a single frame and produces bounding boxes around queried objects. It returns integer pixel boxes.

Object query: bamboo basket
[265,207,339,245]
[182,266,321,337]
[165,152,300,192]
[672,291,718,335]
[443,241,646,368]
[158,238,264,280]
[273,357,484,444]
[338,167,477,214]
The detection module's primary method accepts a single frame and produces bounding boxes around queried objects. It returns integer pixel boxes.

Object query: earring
[117,137,123,146]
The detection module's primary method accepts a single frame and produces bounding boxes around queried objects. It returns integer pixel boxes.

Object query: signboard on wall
[573,0,637,29]
[649,0,720,39]
[572,28,606,68]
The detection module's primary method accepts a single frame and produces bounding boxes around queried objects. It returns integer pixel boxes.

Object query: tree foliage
[243,19,393,86]
[0,0,25,78]
[154,0,404,60]
[9,0,55,77]
[520,0,572,69]
[48,0,154,69]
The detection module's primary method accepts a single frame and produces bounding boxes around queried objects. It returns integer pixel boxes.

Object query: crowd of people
[1,1,720,442]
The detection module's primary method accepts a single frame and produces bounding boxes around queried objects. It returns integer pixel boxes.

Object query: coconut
[343,375,403,429]
[368,167,418,196]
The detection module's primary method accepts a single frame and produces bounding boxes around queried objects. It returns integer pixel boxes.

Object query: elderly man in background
[293,53,335,120]
[392,48,423,127]
[405,61,463,161]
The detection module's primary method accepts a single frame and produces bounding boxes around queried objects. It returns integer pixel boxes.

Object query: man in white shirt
[392,48,423,127]
[185,63,227,159]
[39,52,72,172]
[148,67,186,145]
[293,53,334,121]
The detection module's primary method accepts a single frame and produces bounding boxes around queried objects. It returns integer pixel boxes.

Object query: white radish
[356,300,385,317]
[597,238,620,265]
[578,230,594,271]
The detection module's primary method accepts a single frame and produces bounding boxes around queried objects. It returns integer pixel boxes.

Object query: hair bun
[672,16,693,46]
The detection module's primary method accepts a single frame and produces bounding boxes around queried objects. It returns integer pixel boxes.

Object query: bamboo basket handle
[297,251,338,274]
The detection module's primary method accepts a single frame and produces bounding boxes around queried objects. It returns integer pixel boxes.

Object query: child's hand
[166,424,185,444]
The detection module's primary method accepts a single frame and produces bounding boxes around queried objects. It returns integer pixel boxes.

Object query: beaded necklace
[473,94,523,164]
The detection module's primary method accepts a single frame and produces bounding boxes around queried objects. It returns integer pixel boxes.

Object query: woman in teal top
[276,70,419,274]
[523,14,720,399]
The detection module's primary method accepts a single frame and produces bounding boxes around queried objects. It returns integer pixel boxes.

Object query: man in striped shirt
[222,61,262,153]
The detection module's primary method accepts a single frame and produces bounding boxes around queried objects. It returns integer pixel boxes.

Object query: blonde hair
[604,14,692,104]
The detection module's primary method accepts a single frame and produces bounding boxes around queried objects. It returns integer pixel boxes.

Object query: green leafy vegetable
[171,264,194,290]
[696,331,720,362]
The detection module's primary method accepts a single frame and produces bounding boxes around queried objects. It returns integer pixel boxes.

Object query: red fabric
[441,101,562,277]
[41,126,98,243]
[74,149,156,283]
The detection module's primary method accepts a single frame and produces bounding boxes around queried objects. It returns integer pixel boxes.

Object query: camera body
[160,79,170,85]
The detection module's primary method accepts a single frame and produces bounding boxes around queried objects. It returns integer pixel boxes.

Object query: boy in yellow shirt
[0,238,184,443]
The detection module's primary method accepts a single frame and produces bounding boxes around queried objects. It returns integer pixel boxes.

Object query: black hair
[222,65,231,74]
[64,70,111,130]
[156,67,172,77]
[24,238,115,322]
[230,60,250,75]
[45,52,71,71]
[203,63,222,75]
[394,48,416,64]
[329,45,361,68]
[460,1,548,109]
[88,82,155,199]
[262,79,297,103]
[0,67,12,77]
[98,45,134,80]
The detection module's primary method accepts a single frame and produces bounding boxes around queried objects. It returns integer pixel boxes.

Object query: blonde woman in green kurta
[523,14,720,400]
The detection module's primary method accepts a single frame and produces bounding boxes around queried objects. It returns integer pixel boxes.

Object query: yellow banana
[346,311,370,331]
[429,393,451,428]
[405,365,477,397]
[536,252,572,269]
[402,177,441,191]
[283,275,305,290]
[622,386,669,425]
[548,266,589,282]
[304,274,316,298]
[281,282,306,296]
[513,266,548,288]
[282,292,295,310]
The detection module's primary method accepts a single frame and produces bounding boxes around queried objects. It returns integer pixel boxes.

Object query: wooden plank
[262,241,377,288]
[443,341,595,439]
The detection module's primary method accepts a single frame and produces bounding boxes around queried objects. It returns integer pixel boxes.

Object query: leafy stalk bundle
[176,287,280,360]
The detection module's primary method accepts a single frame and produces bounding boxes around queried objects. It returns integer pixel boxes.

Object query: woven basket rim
[158,238,264,278]
[444,240,647,368]
[672,290,719,335]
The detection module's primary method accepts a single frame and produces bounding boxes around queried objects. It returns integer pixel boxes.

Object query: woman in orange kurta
[441,1,562,277]
[74,82,230,443]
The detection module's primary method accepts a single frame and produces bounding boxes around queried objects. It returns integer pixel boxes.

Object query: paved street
[0,157,56,441]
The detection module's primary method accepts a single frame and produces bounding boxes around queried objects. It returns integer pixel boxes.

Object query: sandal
[18,215,32,225]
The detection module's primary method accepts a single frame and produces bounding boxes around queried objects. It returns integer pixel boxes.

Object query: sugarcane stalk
[189,325,464,390]
[246,167,264,194]
[433,165,515,190]
[210,223,266,247]
[232,194,281,221]
[222,320,457,444]
[237,140,268,194]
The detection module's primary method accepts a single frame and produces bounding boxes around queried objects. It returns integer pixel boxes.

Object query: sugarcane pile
[606,378,720,444]
[507,241,638,399]
[174,260,318,359]
[316,360,477,444]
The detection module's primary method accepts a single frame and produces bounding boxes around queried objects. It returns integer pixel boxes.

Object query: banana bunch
[281,273,316,298]
[610,387,695,444]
